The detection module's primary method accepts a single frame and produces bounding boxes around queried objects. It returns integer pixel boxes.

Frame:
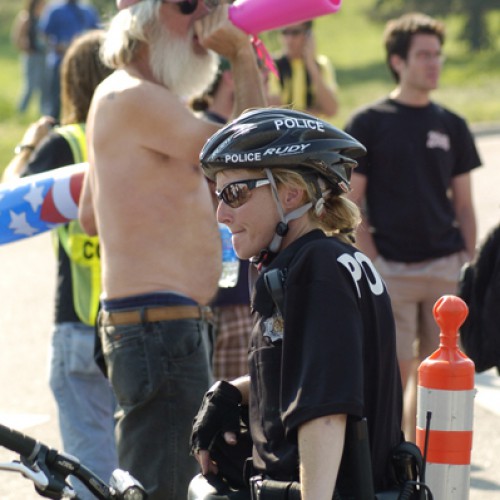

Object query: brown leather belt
[99,305,213,326]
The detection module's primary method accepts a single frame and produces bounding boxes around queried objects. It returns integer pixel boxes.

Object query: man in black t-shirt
[345,12,481,441]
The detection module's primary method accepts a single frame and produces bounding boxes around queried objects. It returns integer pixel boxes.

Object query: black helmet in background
[200,108,366,196]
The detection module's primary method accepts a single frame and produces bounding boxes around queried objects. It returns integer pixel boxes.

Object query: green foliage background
[0,0,499,174]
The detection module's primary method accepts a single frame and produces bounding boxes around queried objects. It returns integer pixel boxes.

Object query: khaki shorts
[374,251,468,361]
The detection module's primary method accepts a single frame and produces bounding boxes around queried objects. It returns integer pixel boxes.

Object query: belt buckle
[199,306,213,321]
[99,310,110,326]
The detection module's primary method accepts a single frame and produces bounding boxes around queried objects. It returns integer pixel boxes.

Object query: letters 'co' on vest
[55,124,101,326]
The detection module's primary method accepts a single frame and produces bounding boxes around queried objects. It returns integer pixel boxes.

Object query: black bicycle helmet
[200,108,366,195]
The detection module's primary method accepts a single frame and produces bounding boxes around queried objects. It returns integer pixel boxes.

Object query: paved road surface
[0,133,499,498]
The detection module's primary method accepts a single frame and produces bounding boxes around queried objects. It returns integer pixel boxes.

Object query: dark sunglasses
[164,0,219,15]
[216,178,271,208]
[281,28,310,37]
[161,0,196,15]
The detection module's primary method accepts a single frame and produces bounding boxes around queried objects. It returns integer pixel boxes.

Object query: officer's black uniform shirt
[249,230,403,493]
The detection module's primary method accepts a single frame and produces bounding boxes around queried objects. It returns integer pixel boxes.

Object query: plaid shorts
[212,304,253,380]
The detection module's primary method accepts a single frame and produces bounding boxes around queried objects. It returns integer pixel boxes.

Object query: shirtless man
[78,1,266,498]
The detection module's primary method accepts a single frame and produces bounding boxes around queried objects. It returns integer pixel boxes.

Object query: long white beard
[149,24,218,99]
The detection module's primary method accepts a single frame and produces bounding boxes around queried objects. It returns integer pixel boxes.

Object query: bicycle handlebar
[0,422,147,499]
[0,422,39,458]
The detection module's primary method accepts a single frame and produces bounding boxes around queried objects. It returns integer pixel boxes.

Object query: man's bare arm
[306,61,338,118]
[228,42,267,118]
[452,172,477,259]
[196,5,267,119]
[347,173,378,260]
[79,165,97,236]
[304,35,338,118]
[2,116,55,183]
[3,148,33,183]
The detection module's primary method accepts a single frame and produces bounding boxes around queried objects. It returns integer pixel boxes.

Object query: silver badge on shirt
[262,313,284,344]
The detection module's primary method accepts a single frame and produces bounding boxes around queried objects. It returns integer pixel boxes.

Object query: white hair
[100,0,160,68]
[101,0,218,98]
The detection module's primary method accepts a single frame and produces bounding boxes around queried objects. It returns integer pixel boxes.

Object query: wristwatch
[14,144,35,155]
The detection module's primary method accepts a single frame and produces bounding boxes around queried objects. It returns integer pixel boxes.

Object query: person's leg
[374,258,420,386]
[401,358,419,443]
[101,318,212,500]
[33,52,47,116]
[42,60,61,119]
[391,296,419,442]
[17,54,33,113]
[40,56,52,116]
[49,322,118,499]
[399,253,465,444]
[51,63,61,120]
[419,252,468,359]
[375,257,426,442]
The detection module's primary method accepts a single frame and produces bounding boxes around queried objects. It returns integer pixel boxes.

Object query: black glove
[190,380,243,453]
[209,423,253,488]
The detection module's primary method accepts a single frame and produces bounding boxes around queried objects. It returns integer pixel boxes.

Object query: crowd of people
[4,2,485,500]
[11,0,100,118]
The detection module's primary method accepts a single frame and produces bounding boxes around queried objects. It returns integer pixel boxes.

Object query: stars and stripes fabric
[0,163,86,245]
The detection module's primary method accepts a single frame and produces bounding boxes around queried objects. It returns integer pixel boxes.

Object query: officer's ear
[281,185,305,210]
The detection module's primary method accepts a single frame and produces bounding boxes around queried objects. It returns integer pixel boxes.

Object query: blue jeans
[49,322,118,500]
[18,52,46,114]
[41,57,61,119]
[99,317,213,500]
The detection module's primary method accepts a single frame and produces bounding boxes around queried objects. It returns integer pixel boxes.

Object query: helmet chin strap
[265,168,313,254]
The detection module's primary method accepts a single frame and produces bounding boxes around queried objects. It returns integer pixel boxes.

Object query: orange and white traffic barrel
[417,295,475,499]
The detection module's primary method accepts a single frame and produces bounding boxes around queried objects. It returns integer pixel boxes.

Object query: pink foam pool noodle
[229,0,342,35]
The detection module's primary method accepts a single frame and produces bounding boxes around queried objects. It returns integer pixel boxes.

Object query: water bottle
[218,223,240,288]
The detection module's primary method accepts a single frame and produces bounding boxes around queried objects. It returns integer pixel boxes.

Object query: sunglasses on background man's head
[281,28,310,37]
[162,0,219,15]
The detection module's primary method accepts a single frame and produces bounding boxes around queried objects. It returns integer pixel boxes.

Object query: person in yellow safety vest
[2,31,117,500]
[55,124,101,326]
[267,20,339,119]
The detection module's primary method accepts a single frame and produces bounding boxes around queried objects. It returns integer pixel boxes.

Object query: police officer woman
[190,108,404,500]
